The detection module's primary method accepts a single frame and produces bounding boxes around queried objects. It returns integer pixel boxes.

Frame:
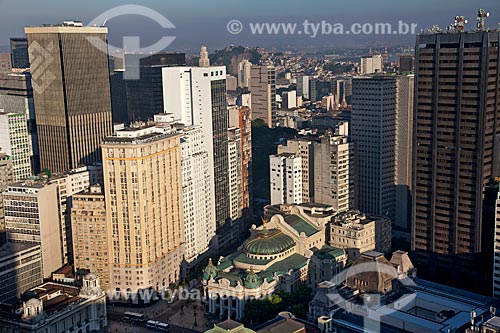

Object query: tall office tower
[269,153,303,205]
[360,54,383,75]
[228,127,243,220]
[102,125,184,301]
[0,153,12,245]
[0,112,32,180]
[109,70,128,124]
[49,165,101,264]
[250,65,276,128]
[71,184,109,291]
[229,106,252,210]
[176,122,214,265]
[278,139,315,203]
[412,31,500,291]
[0,72,39,174]
[25,22,113,173]
[282,90,297,109]
[0,243,42,304]
[394,74,414,240]
[314,132,357,212]
[163,66,231,245]
[297,76,310,99]
[9,38,29,69]
[3,181,63,278]
[199,45,210,67]
[333,79,349,108]
[399,55,415,72]
[123,52,185,123]
[351,76,396,220]
[238,59,252,89]
[310,79,332,102]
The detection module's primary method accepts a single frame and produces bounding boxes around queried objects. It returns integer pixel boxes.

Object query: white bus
[124,311,146,322]
[146,320,170,332]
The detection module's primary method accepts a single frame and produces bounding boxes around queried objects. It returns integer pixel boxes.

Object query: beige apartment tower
[25,22,113,173]
[250,65,276,128]
[102,125,184,302]
[71,184,109,291]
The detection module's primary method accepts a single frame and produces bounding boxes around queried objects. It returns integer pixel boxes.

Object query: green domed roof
[244,269,262,289]
[203,258,218,281]
[244,228,295,255]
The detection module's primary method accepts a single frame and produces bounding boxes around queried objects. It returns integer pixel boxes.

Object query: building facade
[3,181,63,277]
[278,138,315,203]
[328,210,391,261]
[270,153,303,205]
[71,184,109,292]
[102,125,184,301]
[360,55,383,75]
[313,133,356,211]
[25,22,113,173]
[250,65,276,128]
[0,72,39,174]
[412,31,500,290]
[238,59,252,89]
[351,76,396,221]
[394,74,414,239]
[163,66,231,246]
[0,242,43,304]
[0,112,32,180]
[9,38,29,69]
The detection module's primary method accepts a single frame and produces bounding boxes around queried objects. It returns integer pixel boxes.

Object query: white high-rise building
[278,139,314,203]
[228,127,243,221]
[0,112,32,180]
[360,54,383,75]
[178,124,214,264]
[270,153,303,205]
[282,90,297,109]
[238,59,252,88]
[162,66,231,245]
[314,133,356,212]
[297,76,310,99]
[3,181,63,278]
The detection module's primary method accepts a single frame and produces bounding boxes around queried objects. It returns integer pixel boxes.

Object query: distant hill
[209,46,262,75]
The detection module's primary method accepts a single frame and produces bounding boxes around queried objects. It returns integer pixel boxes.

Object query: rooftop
[284,215,319,237]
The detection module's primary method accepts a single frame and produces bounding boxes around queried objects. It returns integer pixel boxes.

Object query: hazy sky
[1,0,500,51]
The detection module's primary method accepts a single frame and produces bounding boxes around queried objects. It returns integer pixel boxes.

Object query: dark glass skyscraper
[9,38,29,69]
[25,22,113,173]
[412,30,500,293]
[123,53,185,123]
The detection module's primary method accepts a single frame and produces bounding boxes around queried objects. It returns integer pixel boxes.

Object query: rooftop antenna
[102,17,108,27]
[477,9,489,31]
[448,16,467,32]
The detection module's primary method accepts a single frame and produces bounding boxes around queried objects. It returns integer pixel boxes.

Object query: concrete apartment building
[360,54,383,74]
[3,181,63,278]
[314,133,356,212]
[0,72,39,174]
[49,165,102,264]
[270,153,303,205]
[0,242,43,304]
[228,127,243,221]
[238,59,252,89]
[278,138,315,203]
[250,65,277,128]
[0,112,32,180]
[229,106,252,210]
[328,210,391,261]
[71,184,109,292]
[102,125,184,302]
